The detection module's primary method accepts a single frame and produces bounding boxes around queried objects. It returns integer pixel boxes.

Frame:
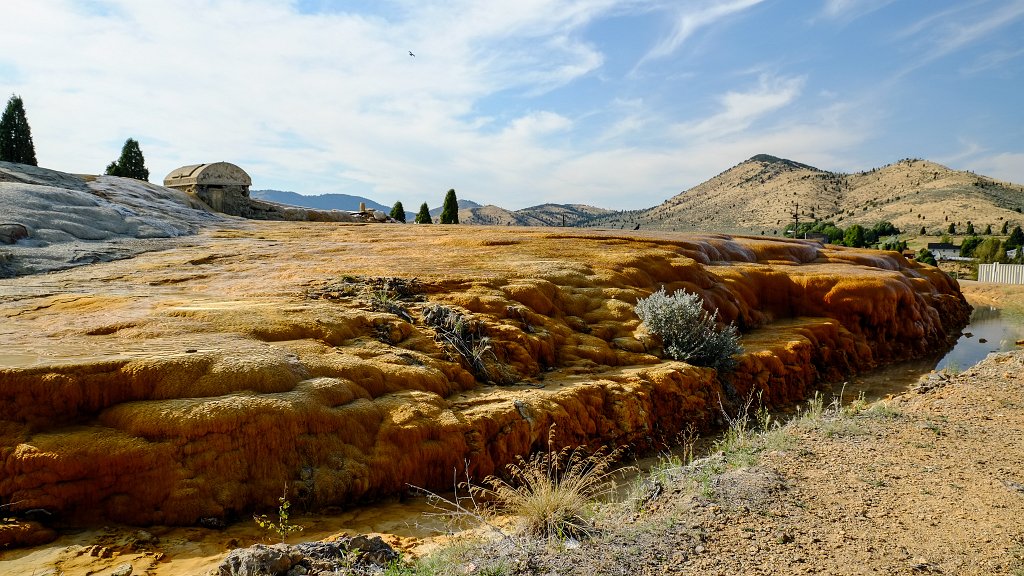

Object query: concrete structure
[978,262,1024,284]
[164,162,252,215]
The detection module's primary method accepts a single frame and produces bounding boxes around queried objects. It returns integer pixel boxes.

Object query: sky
[1,1,1022,210]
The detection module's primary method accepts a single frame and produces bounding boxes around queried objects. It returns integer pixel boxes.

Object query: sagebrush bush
[634,287,742,372]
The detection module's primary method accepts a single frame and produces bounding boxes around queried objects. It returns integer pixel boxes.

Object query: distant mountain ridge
[458,203,614,226]
[254,156,1024,234]
[251,190,391,213]
[579,155,1024,235]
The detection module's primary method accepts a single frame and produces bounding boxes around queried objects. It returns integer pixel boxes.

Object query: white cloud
[897,0,1024,70]
[964,153,1024,185]
[818,0,895,22]
[638,0,765,65]
[671,74,806,139]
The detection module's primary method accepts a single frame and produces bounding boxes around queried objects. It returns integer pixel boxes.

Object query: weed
[422,304,495,380]
[253,485,304,543]
[862,401,901,419]
[477,430,625,540]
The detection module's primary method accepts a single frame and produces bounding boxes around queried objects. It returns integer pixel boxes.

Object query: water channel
[830,304,1024,402]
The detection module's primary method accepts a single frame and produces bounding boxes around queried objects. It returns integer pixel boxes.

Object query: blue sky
[1,0,1022,209]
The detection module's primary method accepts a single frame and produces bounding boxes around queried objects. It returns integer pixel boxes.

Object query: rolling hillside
[251,190,391,213]
[457,203,614,226]
[580,155,1024,235]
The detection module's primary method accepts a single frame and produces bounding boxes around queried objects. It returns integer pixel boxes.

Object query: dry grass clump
[478,441,623,540]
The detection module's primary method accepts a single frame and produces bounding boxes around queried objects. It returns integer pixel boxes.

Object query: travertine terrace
[0,222,969,540]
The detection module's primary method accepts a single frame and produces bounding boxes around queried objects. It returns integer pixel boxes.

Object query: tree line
[1,94,149,180]
[389,188,459,224]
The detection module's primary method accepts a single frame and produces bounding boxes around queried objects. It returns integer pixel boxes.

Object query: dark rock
[217,543,298,576]
[199,516,227,530]
[0,223,29,244]
[215,536,398,576]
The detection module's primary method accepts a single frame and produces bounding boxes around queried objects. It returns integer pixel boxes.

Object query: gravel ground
[436,348,1024,575]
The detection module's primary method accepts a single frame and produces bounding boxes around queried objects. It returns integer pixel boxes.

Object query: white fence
[978,262,1024,284]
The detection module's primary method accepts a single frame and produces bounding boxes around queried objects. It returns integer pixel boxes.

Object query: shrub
[422,304,492,379]
[478,439,621,539]
[634,287,742,373]
[253,486,303,542]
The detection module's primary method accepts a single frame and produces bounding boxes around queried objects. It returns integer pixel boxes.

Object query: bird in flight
[409,51,415,57]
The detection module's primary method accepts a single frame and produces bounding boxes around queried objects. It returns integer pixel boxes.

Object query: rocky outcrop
[216,537,398,576]
[0,224,969,531]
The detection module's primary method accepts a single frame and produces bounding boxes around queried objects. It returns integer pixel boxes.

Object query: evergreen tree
[0,94,38,166]
[1001,221,1010,235]
[440,188,459,224]
[984,224,992,235]
[965,221,975,235]
[389,201,406,223]
[1007,225,1024,250]
[920,226,927,235]
[947,222,956,235]
[415,202,432,224]
[105,138,149,180]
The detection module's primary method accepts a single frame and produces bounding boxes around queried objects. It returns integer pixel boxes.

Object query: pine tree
[415,202,432,224]
[1002,221,1010,235]
[440,189,459,224]
[1007,226,1024,250]
[0,94,38,166]
[389,201,406,223]
[965,221,975,235]
[983,224,992,235]
[105,138,149,180]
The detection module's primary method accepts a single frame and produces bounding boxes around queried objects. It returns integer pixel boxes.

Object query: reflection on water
[831,305,1024,402]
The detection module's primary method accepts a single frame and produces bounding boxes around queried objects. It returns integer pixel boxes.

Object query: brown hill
[459,203,613,226]
[581,155,1024,235]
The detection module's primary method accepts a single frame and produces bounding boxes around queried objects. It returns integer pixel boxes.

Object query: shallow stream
[830,304,1024,402]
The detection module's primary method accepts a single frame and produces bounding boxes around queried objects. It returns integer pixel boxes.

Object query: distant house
[164,162,252,214]
[926,242,963,261]
[803,232,829,243]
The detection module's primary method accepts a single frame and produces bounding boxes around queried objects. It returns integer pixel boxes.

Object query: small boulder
[217,543,297,576]
[0,223,29,244]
